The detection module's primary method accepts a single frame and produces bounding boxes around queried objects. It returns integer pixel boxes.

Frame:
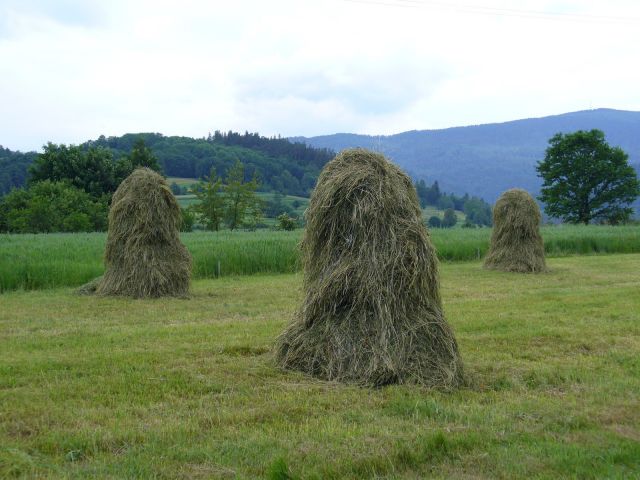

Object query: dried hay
[93,167,191,298]
[484,188,546,273]
[75,275,102,295]
[274,148,464,388]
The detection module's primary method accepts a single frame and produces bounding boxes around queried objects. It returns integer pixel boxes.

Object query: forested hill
[0,147,37,195]
[91,132,334,197]
[293,108,640,203]
[0,132,335,197]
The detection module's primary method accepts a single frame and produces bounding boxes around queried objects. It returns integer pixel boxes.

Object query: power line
[343,0,640,25]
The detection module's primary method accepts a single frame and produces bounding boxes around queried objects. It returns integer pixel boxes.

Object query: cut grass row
[1,225,639,292]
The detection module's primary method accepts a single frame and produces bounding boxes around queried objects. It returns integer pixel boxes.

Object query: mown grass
[1,225,640,292]
[1,255,638,478]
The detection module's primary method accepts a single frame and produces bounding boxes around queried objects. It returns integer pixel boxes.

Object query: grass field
[2,226,640,292]
[175,194,199,209]
[1,254,638,478]
[167,177,200,188]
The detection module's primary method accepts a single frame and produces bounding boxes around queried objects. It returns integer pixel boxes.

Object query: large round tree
[536,129,639,224]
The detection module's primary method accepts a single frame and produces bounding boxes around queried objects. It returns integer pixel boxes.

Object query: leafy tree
[29,143,123,197]
[463,197,492,226]
[192,168,225,231]
[537,130,640,224]
[276,213,298,231]
[274,170,301,195]
[128,138,162,172]
[223,161,262,230]
[0,181,108,233]
[0,147,36,195]
[442,208,458,228]
[180,208,195,232]
[427,216,441,228]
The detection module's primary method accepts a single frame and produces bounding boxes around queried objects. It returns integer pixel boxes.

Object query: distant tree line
[0,130,499,233]
[90,131,334,197]
[0,132,335,199]
[0,146,37,195]
[414,179,492,227]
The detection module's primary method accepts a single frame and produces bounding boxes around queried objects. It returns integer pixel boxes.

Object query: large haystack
[484,188,546,273]
[94,167,192,297]
[274,148,464,388]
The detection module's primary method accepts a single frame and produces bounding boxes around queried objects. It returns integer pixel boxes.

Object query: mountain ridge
[292,108,640,204]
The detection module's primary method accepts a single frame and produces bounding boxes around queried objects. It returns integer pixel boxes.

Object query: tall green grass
[431,225,640,261]
[1,225,639,292]
[187,230,300,278]
[0,231,300,292]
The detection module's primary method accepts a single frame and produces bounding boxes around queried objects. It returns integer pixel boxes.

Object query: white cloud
[1,0,640,150]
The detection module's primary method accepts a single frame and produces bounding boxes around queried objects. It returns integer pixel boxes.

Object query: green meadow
[1,254,639,478]
[1,225,640,292]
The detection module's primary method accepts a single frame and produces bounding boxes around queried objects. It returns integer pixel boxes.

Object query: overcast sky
[1,0,639,151]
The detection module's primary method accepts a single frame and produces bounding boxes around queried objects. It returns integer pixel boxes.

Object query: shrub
[0,181,107,233]
[428,216,442,228]
[276,213,298,231]
[181,208,195,232]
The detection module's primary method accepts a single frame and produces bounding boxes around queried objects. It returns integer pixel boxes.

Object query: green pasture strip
[1,226,639,292]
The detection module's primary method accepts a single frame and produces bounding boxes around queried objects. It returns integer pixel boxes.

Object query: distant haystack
[94,167,191,297]
[484,188,546,273]
[274,148,464,388]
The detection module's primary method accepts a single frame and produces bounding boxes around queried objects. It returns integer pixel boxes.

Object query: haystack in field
[274,148,464,388]
[484,188,546,273]
[93,167,191,297]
